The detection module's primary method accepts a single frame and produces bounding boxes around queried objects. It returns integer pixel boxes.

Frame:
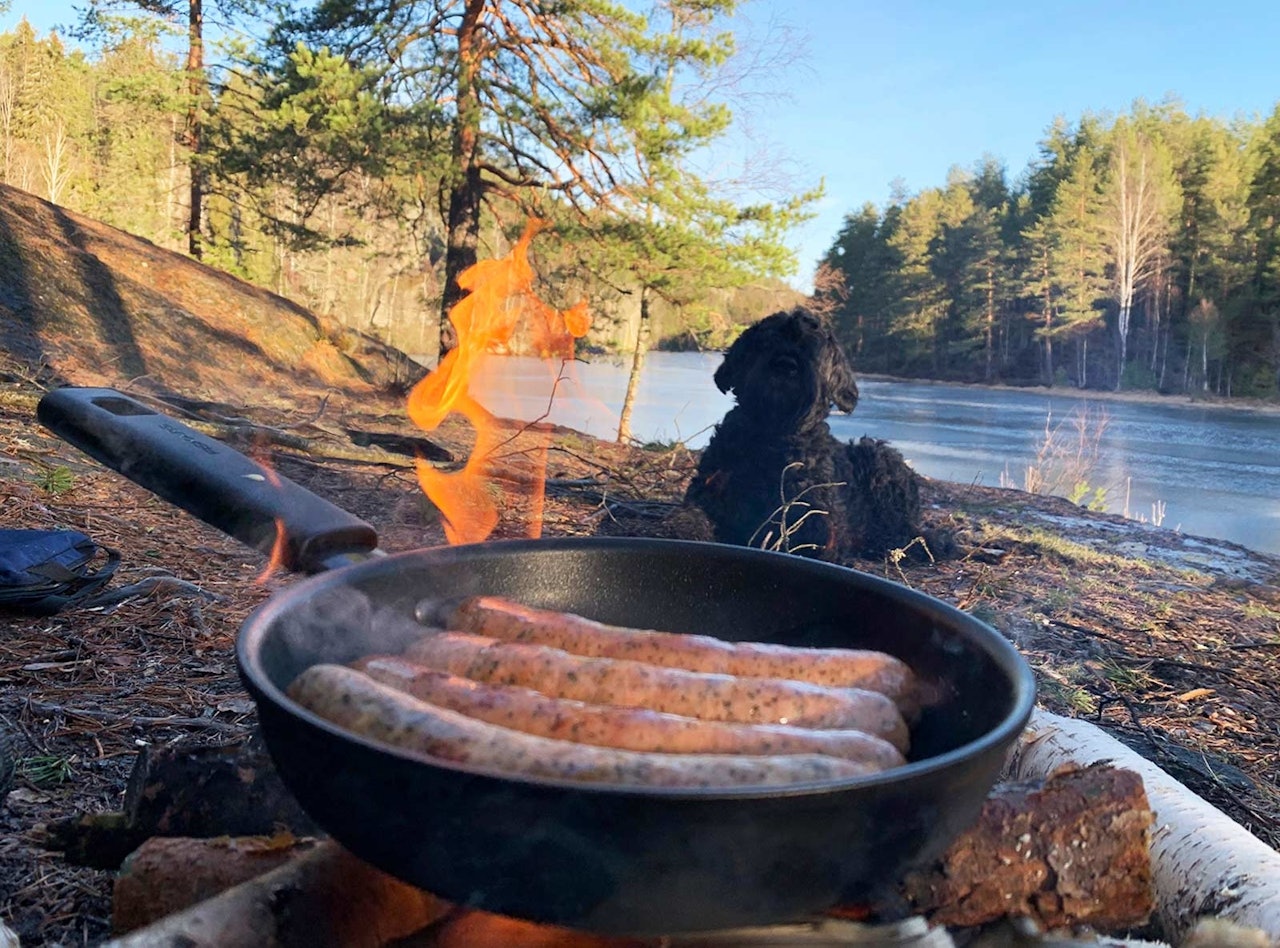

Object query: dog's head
[713,308,859,431]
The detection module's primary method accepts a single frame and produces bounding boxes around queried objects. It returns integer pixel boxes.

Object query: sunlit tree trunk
[1106,125,1175,390]
[1042,266,1054,383]
[185,0,204,258]
[0,63,15,183]
[167,115,178,247]
[439,0,486,359]
[616,286,652,443]
[41,121,71,204]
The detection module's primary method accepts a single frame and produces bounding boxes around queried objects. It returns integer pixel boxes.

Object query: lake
[435,351,1280,556]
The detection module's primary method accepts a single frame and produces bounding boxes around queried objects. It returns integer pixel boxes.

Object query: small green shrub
[37,466,75,495]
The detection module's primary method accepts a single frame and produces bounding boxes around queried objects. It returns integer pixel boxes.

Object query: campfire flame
[252,454,289,584]
[408,221,590,544]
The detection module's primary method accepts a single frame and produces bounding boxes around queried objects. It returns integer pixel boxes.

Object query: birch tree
[1102,120,1179,389]
[41,120,72,202]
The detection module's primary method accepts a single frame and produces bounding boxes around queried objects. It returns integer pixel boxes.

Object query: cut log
[46,734,315,868]
[112,835,318,933]
[103,839,448,948]
[900,762,1154,930]
[1007,709,1280,944]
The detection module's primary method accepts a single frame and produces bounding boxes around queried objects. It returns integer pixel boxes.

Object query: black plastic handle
[37,388,380,574]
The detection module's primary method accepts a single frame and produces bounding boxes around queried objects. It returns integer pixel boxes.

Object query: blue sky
[7,0,1280,291]
[720,1,1280,288]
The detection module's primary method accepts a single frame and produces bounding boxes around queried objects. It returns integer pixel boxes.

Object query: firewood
[46,734,315,869]
[103,839,448,948]
[112,834,319,933]
[899,762,1154,930]
[105,765,1152,943]
[1007,709,1280,944]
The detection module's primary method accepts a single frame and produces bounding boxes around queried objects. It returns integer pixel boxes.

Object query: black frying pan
[37,387,1036,936]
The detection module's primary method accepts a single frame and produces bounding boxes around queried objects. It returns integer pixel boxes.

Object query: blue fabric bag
[0,529,120,615]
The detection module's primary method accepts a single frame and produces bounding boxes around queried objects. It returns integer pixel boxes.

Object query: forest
[819,103,1280,398]
[0,1,809,367]
[2,2,1278,399]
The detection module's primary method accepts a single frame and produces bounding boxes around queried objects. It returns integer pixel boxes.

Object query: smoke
[271,585,440,682]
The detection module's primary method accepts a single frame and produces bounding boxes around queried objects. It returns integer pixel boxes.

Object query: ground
[1,183,1279,945]
[2,380,1279,946]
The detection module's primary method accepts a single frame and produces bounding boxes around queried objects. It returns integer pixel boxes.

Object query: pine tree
[1047,146,1109,388]
[1244,105,1280,394]
[824,202,898,372]
[86,16,185,243]
[886,187,951,375]
[284,0,812,362]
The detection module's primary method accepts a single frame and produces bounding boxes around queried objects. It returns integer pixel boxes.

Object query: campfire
[63,739,1160,946]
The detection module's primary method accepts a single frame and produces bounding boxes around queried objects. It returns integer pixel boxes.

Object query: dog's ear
[829,357,859,413]
[818,321,859,413]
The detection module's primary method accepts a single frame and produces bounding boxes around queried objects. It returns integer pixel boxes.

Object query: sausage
[287,663,876,788]
[355,655,907,770]
[402,632,909,750]
[441,596,918,715]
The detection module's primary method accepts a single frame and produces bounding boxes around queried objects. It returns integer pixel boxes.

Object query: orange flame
[408,221,590,544]
[248,446,290,584]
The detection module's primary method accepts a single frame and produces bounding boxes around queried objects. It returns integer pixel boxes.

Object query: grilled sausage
[356,655,907,770]
[403,632,909,750]
[287,663,876,788]
[441,596,918,715]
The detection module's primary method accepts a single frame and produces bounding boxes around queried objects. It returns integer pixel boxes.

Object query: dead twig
[26,702,250,735]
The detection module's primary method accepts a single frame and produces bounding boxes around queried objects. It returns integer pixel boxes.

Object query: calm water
[440,351,1280,556]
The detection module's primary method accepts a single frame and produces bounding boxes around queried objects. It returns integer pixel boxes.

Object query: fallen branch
[28,702,247,736]
[1007,709,1280,943]
[80,575,225,609]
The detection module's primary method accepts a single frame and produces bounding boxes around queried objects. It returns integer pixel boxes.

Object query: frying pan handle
[37,387,380,574]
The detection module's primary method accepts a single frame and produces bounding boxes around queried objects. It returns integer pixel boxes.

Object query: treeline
[820,100,1280,398]
[0,11,803,362]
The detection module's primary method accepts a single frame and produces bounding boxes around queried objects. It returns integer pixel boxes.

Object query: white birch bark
[1107,128,1174,390]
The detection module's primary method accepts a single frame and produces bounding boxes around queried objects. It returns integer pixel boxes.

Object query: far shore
[853,372,1280,417]
[411,347,1280,418]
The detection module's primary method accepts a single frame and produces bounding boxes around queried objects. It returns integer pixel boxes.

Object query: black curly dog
[684,308,923,560]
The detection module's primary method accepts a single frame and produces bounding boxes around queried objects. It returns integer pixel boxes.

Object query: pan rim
[238,536,1037,800]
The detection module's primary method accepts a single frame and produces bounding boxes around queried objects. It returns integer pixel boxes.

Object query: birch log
[1007,709,1280,944]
